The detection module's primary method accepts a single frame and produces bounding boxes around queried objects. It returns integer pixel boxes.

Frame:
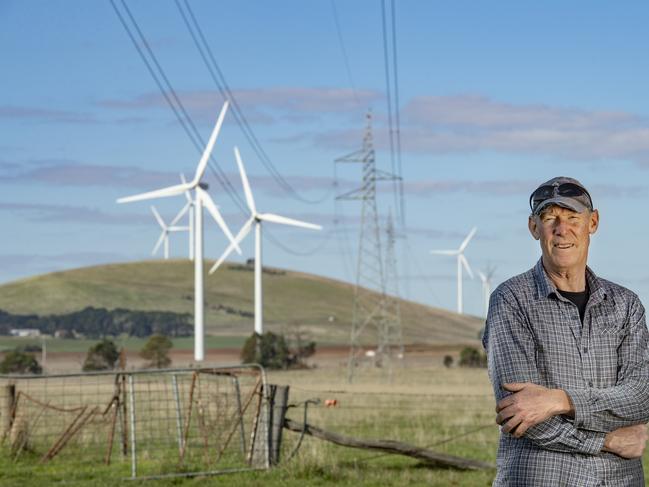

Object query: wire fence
[280,381,498,471]
[0,365,270,480]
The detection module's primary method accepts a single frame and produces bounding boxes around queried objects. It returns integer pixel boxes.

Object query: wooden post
[2,384,16,441]
[269,385,289,466]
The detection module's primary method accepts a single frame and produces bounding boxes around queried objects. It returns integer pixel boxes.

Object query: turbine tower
[430,227,477,315]
[117,101,241,362]
[150,206,189,259]
[478,265,496,318]
[169,173,196,260]
[336,112,400,382]
[209,146,322,335]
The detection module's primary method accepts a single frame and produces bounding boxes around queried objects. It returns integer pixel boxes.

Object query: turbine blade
[117,182,193,204]
[459,226,478,252]
[152,231,166,256]
[477,270,486,283]
[209,218,254,274]
[460,254,474,279]
[180,173,192,203]
[192,100,229,184]
[234,146,257,214]
[150,206,166,229]
[430,250,458,256]
[198,188,242,255]
[170,201,191,226]
[257,212,322,230]
[486,265,497,280]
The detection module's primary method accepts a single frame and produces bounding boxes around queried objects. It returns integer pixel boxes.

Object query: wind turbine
[168,173,195,260]
[150,206,189,260]
[209,146,322,335]
[430,227,477,315]
[478,265,496,318]
[117,101,241,361]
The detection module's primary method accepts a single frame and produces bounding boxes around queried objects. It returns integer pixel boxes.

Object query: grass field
[1,364,646,486]
[0,260,484,346]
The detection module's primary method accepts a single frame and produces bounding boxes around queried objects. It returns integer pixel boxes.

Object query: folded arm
[484,289,606,455]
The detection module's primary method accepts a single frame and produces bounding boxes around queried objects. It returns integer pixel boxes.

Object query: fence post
[128,374,137,479]
[171,374,184,454]
[2,383,16,440]
[269,385,289,466]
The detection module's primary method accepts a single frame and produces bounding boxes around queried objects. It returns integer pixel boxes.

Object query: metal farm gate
[0,365,271,481]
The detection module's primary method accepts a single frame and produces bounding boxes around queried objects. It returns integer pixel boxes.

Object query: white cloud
[298,94,649,167]
[98,87,380,124]
[0,201,150,225]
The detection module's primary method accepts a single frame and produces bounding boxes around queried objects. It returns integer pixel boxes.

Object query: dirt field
[40,343,476,373]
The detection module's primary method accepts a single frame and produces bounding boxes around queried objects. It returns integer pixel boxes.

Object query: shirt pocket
[589,300,626,334]
[590,331,623,386]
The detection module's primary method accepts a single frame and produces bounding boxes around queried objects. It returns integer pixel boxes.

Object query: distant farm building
[10,328,41,337]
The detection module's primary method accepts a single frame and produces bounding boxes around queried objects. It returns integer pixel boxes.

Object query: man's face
[528,205,599,274]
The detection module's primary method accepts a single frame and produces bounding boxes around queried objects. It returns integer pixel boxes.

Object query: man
[483,176,649,486]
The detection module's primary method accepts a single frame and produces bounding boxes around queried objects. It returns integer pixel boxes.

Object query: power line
[111,0,336,257]
[380,0,399,222]
[175,0,333,205]
[389,0,405,228]
[379,0,406,228]
[265,226,334,257]
[109,0,248,216]
[330,0,360,106]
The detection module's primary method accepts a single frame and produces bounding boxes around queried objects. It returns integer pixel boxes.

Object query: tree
[443,355,454,368]
[458,346,487,368]
[241,332,290,370]
[82,339,120,371]
[140,334,172,369]
[241,332,315,370]
[0,349,42,374]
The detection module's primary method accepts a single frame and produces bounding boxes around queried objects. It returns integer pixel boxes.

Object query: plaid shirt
[483,259,649,486]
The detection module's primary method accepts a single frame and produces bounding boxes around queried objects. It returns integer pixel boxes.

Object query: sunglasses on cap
[529,182,593,214]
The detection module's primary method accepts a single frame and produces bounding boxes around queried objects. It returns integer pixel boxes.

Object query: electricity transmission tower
[335,112,402,382]
[384,211,404,371]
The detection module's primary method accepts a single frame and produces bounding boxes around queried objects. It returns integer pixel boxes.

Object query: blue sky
[2,1,649,318]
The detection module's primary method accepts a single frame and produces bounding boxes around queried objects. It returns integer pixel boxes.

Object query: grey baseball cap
[529,176,594,215]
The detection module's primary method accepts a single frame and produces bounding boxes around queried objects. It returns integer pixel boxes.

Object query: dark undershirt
[557,287,590,323]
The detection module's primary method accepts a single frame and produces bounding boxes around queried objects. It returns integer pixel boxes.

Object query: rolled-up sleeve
[484,289,606,454]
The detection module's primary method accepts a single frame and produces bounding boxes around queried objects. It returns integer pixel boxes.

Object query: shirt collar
[533,258,607,304]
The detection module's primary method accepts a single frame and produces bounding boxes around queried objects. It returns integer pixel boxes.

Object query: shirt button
[583,347,588,354]
[588,381,594,387]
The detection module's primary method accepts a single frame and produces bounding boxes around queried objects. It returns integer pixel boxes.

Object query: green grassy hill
[0,261,483,345]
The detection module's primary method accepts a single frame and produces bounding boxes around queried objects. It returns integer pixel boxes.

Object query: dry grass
[0,364,647,486]
[0,260,484,345]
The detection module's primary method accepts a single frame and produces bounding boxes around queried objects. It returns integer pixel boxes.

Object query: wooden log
[283,418,494,471]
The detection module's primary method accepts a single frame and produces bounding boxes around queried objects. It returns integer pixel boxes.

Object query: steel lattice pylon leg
[335,113,402,382]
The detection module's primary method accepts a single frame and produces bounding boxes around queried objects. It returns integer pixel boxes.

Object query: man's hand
[496,382,573,437]
[603,424,648,459]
